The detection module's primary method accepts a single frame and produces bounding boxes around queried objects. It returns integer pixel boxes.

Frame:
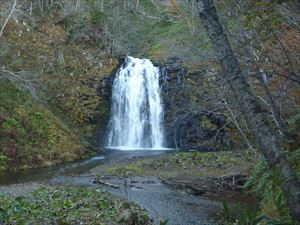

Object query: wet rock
[142,180,156,184]
[130,180,139,184]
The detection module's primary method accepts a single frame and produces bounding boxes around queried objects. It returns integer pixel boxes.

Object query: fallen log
[217,173,248,191]
[92,177,119,189]
[161,179,206,196]
[161,173,248,195]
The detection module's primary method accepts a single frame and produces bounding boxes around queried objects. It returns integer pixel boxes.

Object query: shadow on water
[0,149,173,185]
[0,155,105,185]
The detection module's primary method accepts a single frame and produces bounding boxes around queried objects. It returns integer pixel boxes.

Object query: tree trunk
[222,96,255,153]
[196,0,300,221]
[258,70,293,139]
[251,48,292,139]
[76,0,80,12]
[0,0,18,38]
[136,0,140,10]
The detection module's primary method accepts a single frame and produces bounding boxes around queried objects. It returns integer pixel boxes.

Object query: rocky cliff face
[160,60,230,151]
[103,57,231,151]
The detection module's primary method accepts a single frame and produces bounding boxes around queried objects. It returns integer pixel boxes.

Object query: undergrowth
[0,81,84,169]
[0,186,151,225]
[218,148,300,225]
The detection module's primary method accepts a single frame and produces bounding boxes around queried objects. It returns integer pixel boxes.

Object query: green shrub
[243,160,295,224]
[0,153,7,172]
[0,187,151,225]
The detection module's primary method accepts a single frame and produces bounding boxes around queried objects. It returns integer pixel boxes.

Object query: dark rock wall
[160,62,230,151]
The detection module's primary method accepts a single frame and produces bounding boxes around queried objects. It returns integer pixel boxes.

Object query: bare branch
[0,0,18,38]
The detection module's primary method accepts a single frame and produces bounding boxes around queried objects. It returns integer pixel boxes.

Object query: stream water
[0,150,222,225]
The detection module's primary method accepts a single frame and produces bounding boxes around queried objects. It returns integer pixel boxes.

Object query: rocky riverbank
[92,150,256,203]
[0,150,256,225]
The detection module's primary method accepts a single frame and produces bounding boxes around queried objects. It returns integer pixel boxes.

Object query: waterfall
[106,56,166,150]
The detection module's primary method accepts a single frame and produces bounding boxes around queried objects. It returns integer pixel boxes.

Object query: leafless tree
[196,0,300,221]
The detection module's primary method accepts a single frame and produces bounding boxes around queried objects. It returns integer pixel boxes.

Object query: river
[0,150,223,225]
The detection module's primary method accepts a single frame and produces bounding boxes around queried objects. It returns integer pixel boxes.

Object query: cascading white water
[106,56,165,150]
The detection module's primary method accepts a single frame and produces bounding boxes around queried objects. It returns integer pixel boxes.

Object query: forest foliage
[0,0,300,223]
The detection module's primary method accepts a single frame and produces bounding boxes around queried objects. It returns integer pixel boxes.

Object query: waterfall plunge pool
[105,147,175,151]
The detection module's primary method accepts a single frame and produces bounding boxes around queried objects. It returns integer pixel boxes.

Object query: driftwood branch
[92,177,119,189]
